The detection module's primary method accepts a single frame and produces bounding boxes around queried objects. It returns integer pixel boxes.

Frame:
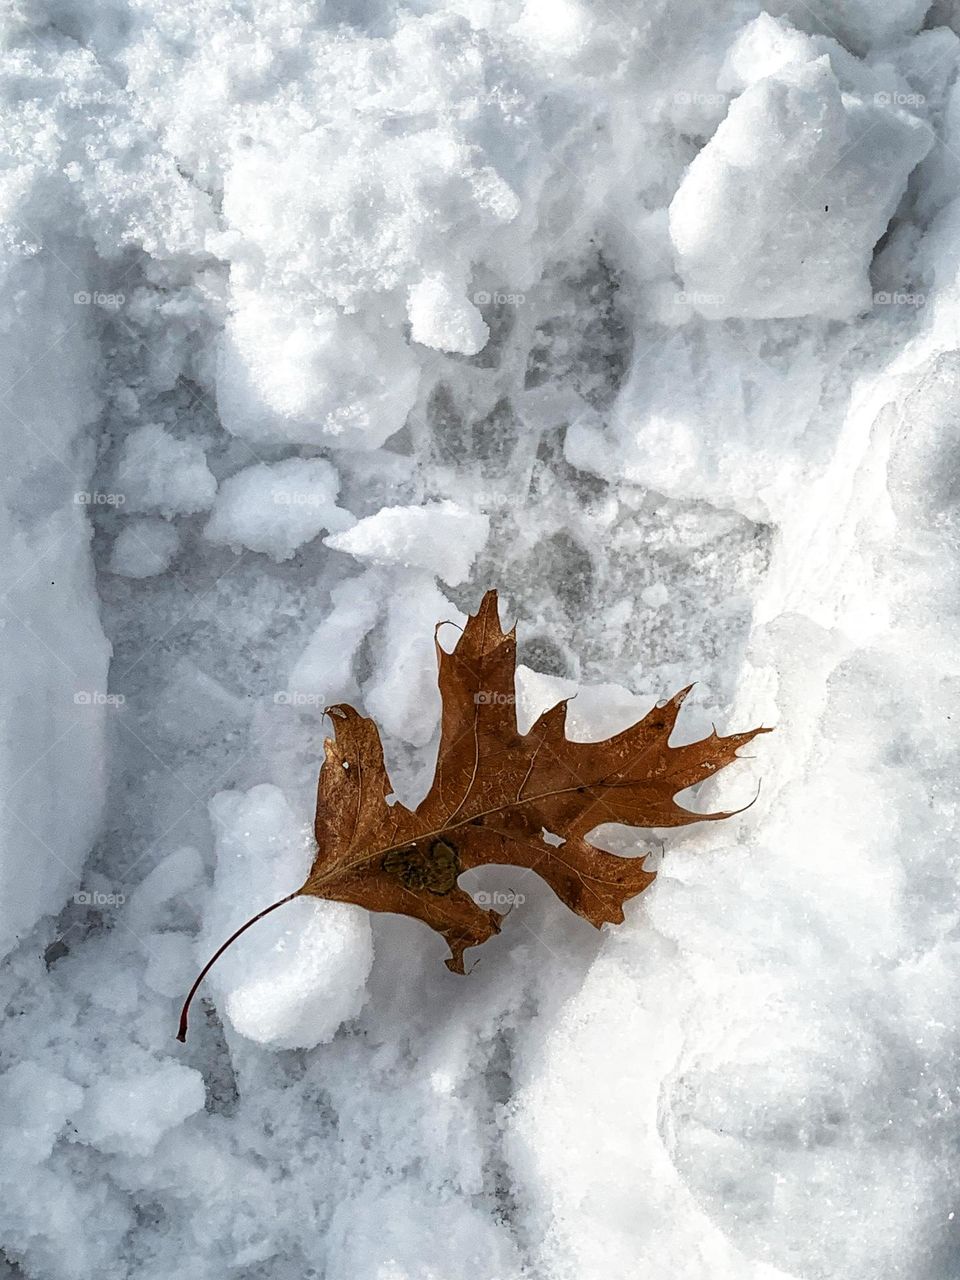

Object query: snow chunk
[512,0,593,58]
[325,500,489,586]
[287,571,382,703]
[203,458,352,562]
[108,517,180,578]
[0,1063,83,1167]
[201,785,372,1049]
[74,1062,204,1157]
[408,274,489,355]
[116,424,217,517]
[128,846,205,933]
[669,54,931,319]
[363,577,465,748]
[216,298,419,451]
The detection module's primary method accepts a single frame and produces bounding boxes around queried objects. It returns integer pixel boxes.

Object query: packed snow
[204,457,352,561]
[324,499,490,584]
[108,517,181,578]
[2,2,959,1279]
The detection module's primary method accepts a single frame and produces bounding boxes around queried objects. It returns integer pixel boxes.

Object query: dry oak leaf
[178,589,770,1040]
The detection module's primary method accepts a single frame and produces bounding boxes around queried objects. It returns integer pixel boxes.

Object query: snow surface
[203,457,352,561]
[2,2,960,1279]
[324,499,490,584]
[108,517,181,578]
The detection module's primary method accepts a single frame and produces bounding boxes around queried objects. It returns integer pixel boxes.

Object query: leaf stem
[176,890,300,1042]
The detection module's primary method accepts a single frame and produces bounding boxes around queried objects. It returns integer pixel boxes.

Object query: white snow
[115,423,217,517]
[2,2,960,1278]
[0,251,110,961]
[200,784,372,1049]
[408,274,490,355]
[362,576,465,747]
[72,1061,204,1157]
[0,1064,83,1167]
[670,24,932,319]
[108,517,180,577]
[325,500,490,585]
[286,570,383,705]
[216,299,421,450]
[203,457,353,561]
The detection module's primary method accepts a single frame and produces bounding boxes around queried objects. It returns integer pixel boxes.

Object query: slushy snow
[1,2,959,1279]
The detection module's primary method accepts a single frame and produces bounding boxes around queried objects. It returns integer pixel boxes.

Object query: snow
[670,21,932,319]
[0,250,110,962]
[108,517,180,577]
[203,457,352,561]
[408,274,490,354]
[216,300,421,450]
[325,500,490,585]
[200,785,372,1049]
[72,1061,205,1158]
[2,1,960,1278]
[115,423,217,517]
[0,1064,83,1167]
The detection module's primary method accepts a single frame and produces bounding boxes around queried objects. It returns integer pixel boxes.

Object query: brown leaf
[178,589,770,1040]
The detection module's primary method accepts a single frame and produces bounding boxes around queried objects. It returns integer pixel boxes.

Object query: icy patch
[325,500,489,585]
[200,785,372,1048]
[204,458,353,561]
[108,517,180,577]
[116,423,217,517]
